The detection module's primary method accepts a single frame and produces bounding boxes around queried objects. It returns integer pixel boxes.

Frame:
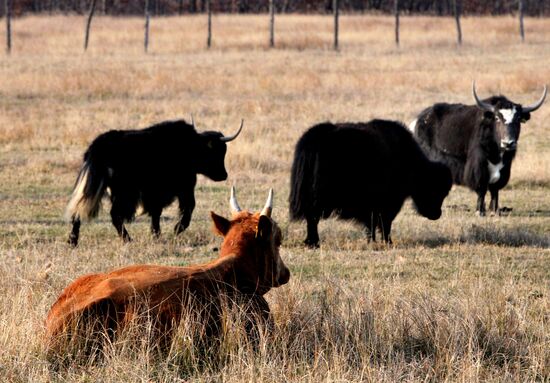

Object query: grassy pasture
[0,14,549,382]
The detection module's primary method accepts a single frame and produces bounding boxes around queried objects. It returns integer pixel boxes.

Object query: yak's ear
[255,215,272,241]
[211,212,230,236]
[521,111,531,123]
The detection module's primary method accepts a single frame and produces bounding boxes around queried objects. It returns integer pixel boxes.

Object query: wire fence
[2,0,546,54]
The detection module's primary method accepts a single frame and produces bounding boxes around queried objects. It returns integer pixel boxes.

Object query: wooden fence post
[394,0,399,46]
[333,0,339,51]
[519,0,525,42]
[454,0,462,45]
[269,0,275,47]
[144,0,150,52]
[207,0,212,48]
[5,0,11,54]
[84,0,97,51]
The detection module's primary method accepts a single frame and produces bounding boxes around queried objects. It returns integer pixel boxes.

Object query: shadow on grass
[459,224,550,248]
[403,225,549,249]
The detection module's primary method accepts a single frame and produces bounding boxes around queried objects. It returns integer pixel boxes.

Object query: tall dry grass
[0,14,549,382]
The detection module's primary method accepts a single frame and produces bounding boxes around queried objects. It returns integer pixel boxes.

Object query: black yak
[66,119,243,246]
[410,82,546,215]
[289,120,452,247]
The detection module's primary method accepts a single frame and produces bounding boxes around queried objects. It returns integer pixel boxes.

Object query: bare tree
[333,0,339,50]
[84,0,97,51]
[454,0,462,45]
[394,0,399,46]
[5,0,11,54]
[519,0,525,42]
[269,0,275,47]
[144,0,150,52]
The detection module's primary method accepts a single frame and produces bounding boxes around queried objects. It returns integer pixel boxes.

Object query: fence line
[454,0,462,45]
[3,11,543,53]
[4,0,11,54]
[519,0,525,42]
[333,0,339,51]
[144,0,150,52]
[394,0,399,46]
[269,0,274,48]
[83,0,97,51]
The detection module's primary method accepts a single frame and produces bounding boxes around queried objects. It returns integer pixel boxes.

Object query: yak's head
[474,111,502,165]
[210,187,290,295]
[412,161,452,221]
[473,82,546,152]
[196,120,244,181]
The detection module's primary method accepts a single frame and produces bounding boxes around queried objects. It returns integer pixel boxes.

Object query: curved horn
[220,119,244,143]
[472,81,495,112]
[190,114,195,128]
[522,85,547,113]
[230,186,242,214]
[260,188,273,217]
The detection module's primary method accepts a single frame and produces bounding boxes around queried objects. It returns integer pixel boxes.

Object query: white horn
[472,81,495,112]
[220,119,244,143]
[260,188,273,217]
[230,186,242,214]
[190,114,195,128]
[523,85,547,113]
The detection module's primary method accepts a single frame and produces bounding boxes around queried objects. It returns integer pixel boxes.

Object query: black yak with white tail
[66,119,243,246]
[410,82,546,215]
[289,120,452,247]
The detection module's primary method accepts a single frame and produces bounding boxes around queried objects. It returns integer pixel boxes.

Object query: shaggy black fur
[413,95,533,215]
[67,120,233,246]
[289,120,452,247]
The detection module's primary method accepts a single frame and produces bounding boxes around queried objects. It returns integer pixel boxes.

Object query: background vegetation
[3,0,550,16]
[0,14,548,382]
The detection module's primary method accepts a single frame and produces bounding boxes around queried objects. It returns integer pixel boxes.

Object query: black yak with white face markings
[410,82,546,215]
[66,119,243,246]
[289,120,453,247]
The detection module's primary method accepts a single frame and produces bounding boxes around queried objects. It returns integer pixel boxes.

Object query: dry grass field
[0,14,549,382]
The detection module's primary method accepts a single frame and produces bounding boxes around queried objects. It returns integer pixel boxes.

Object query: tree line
[2,0,549,17]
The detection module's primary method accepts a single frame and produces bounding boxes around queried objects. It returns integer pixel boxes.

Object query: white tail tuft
[64,164,104,221]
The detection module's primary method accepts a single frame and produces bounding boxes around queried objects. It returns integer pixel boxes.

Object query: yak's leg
[379,216,393,244]
[489,187,499,215]
[361,212,377,242]
[476,189,487,217]
[174,193,195,236]
[68,217,81,247]
[150,209,161,238]
[174,179,196,235]
[110,208,131,242]
[304,215,320,248]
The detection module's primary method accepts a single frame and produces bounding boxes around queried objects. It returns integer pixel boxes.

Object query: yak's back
[415,103,481,158]
[289,120,423,220]
[85,120,198,164]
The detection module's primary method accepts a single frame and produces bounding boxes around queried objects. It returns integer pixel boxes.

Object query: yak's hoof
[476,210,486,217]
[67,236,78,247]
[499,207,513,215]
[174,225,187,236]
[304,238,320,249]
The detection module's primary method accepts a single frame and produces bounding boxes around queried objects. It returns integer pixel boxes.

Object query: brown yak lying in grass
[45,187,290,360]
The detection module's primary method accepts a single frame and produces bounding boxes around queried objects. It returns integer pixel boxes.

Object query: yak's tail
[65,158,108,222]
[289,125,328,221]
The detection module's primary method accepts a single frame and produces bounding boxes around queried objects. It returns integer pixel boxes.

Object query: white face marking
[408,119,417,134]
[499,108,516,125]
[488,161,504,184]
